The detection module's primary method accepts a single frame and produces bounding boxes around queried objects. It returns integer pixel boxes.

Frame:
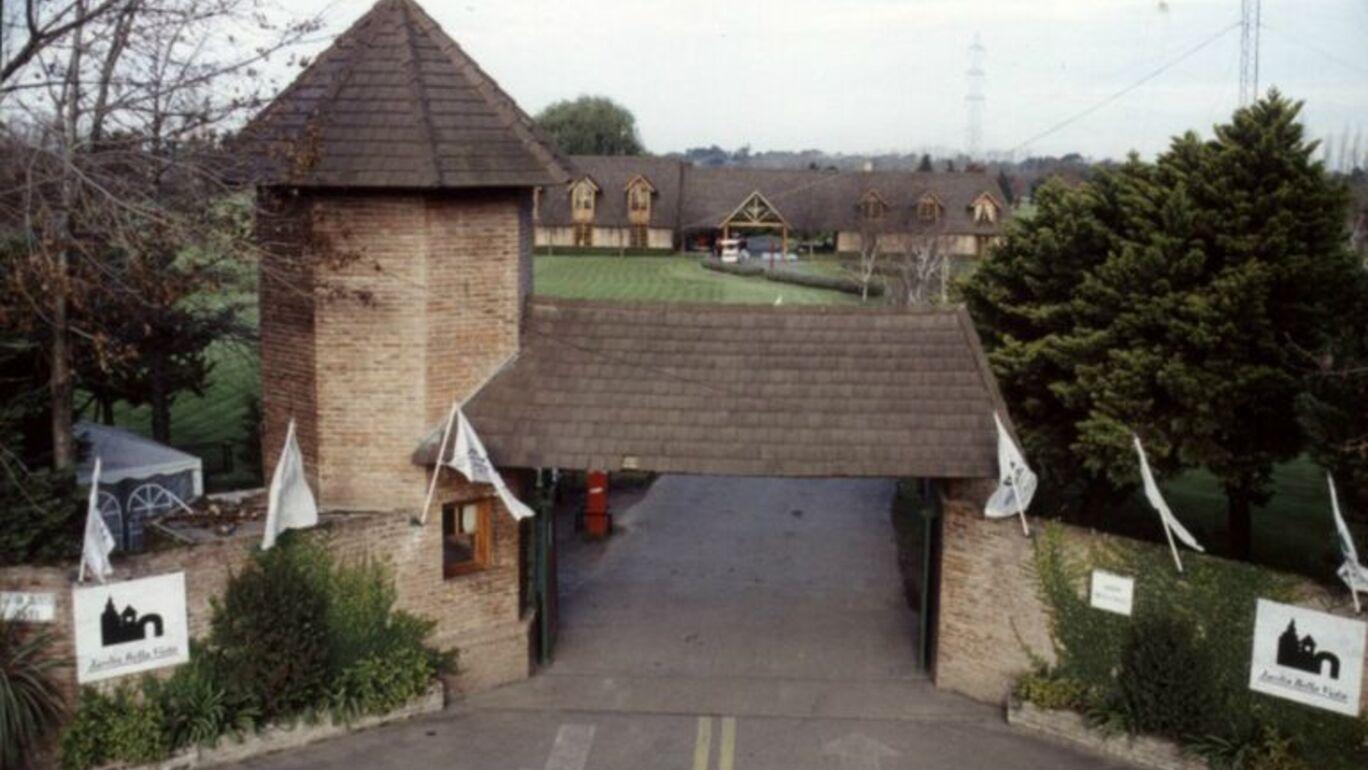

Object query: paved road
[236,476,1121,770]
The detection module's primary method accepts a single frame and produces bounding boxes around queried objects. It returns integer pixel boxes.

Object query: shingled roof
[417,299,1008,479]
[238,0,569,189]
[535,157,1005,236]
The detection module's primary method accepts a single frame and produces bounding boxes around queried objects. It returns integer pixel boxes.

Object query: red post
[584,470,610,538]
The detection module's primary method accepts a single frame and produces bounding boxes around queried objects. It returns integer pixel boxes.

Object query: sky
[289,0,1368,161]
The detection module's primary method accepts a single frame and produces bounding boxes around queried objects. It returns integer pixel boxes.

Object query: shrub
[59,687,167,770]
[329,646,435,722]
[208,536,332,721]
[1113,613,1215,740]
[0,618,66,770]
[1012,669,1091,712]
[700,257,765,277]
[144,647,257,750]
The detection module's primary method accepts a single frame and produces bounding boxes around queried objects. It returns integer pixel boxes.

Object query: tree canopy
[963,92,1363,558]
[535,96,644,156]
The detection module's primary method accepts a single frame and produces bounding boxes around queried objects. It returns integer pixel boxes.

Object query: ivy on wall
[1020,524,1368,770]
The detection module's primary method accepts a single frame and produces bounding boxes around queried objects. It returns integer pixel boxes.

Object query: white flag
[80,457,116,584]
[262,419,318,550]
[1328,473,1368,612]
[985,413,1037,535]
[1329,473,1362,567]
[446,408,535,521]
[1133,434,1204,570]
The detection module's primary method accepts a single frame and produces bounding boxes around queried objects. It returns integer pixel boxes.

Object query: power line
[1008,22,1241,155]
[1261,23,1368,78]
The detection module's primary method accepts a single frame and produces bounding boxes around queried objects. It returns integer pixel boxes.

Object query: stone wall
[0,480,533,706]
[933,484,1368,713]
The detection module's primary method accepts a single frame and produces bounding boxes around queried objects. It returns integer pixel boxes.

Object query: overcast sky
[296,0,1368,161]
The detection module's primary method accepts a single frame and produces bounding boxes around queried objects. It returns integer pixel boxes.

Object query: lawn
[1112,456,1347,582]
[534,254,863,305]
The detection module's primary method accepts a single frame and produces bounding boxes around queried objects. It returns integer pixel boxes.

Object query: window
[442,499,492,577]
[628,185,651,213]
[630,225,648,249]
[859,195,885,221]
[974,198,998,224]
[573,223,593,247]
[918,198,941,223]
[572,182,595,212]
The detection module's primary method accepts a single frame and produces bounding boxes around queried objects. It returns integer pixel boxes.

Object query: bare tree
[885,228,950,306]
[853,217,883,302]
[0,0,320,469]
[0,0,122,90]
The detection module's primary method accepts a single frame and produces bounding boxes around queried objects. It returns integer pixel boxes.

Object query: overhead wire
[1006,21,1242,155]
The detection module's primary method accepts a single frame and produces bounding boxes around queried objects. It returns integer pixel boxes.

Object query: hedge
[1017,524,1367,770]
[699,258,884,297]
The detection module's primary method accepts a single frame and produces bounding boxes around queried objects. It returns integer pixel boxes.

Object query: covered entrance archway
[419,297,1004,677]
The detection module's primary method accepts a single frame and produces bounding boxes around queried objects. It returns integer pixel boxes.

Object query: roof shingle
[238,0,568,189]
[417,299,1007,479]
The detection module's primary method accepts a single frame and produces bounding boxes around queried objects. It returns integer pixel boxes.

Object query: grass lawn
[1107,456,1347,583]
[534,254,862,305]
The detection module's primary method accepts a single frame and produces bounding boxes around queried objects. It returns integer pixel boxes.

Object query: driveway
[236,475,1122,770]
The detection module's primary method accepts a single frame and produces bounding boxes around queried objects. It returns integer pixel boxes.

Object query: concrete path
[234,476,1124,770]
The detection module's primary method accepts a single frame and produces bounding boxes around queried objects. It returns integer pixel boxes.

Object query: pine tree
[965,93,1359,556]
[962,172,1136,518]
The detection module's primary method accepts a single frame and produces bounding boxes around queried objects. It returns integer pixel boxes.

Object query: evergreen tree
[961,173,1135,518]
[917,153,933,172]
[965,93,1359,556]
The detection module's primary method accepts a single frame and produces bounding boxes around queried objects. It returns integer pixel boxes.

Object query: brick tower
[241,0,568,514]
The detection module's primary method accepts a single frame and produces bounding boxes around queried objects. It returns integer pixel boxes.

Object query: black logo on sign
[100,597,164,647]
[1277,620,1341,679]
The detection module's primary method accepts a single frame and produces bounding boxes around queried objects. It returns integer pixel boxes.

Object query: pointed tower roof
[239,0,569,189]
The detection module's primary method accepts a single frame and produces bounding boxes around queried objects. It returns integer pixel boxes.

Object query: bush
[1029,524,1368,769]
[59,687,167,770]
[1013,669,1091,712]
[58,537,447,770]
[144,647,257,750]
[1113,614,1215,740]
[208,536,332,721]
[699,258,885,297]
[328,646,435,722]
[0,618,66,770]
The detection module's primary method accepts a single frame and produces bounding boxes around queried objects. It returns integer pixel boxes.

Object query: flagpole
[1011,483,1030,536]
[419,401,459,526]
[1162,515,1183,572]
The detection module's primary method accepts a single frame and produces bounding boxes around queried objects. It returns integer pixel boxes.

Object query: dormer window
[629,184,651,213]
[859,191,887,221]
[572,182,596,212]
[972,194,999,224]
[917,194,942,223]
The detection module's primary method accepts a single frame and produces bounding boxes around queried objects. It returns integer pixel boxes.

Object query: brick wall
[933,484,1368,713]
[0,483,531,707]
[251,185,537,697]
[259,188,526,513]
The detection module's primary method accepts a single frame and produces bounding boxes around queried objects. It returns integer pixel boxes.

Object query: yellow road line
[718,717,736,770]
[692,716,712,770]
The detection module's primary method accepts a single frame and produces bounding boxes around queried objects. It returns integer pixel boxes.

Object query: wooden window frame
[442,498,493,578]
[918,200,940,223]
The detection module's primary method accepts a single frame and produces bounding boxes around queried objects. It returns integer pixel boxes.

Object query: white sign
[72,572,190,684]
[1089,570,1135,616]
[0,592,57,622]
[1249,598,1365,716]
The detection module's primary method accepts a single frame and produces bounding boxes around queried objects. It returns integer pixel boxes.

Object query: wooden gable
[722,191,789,229]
